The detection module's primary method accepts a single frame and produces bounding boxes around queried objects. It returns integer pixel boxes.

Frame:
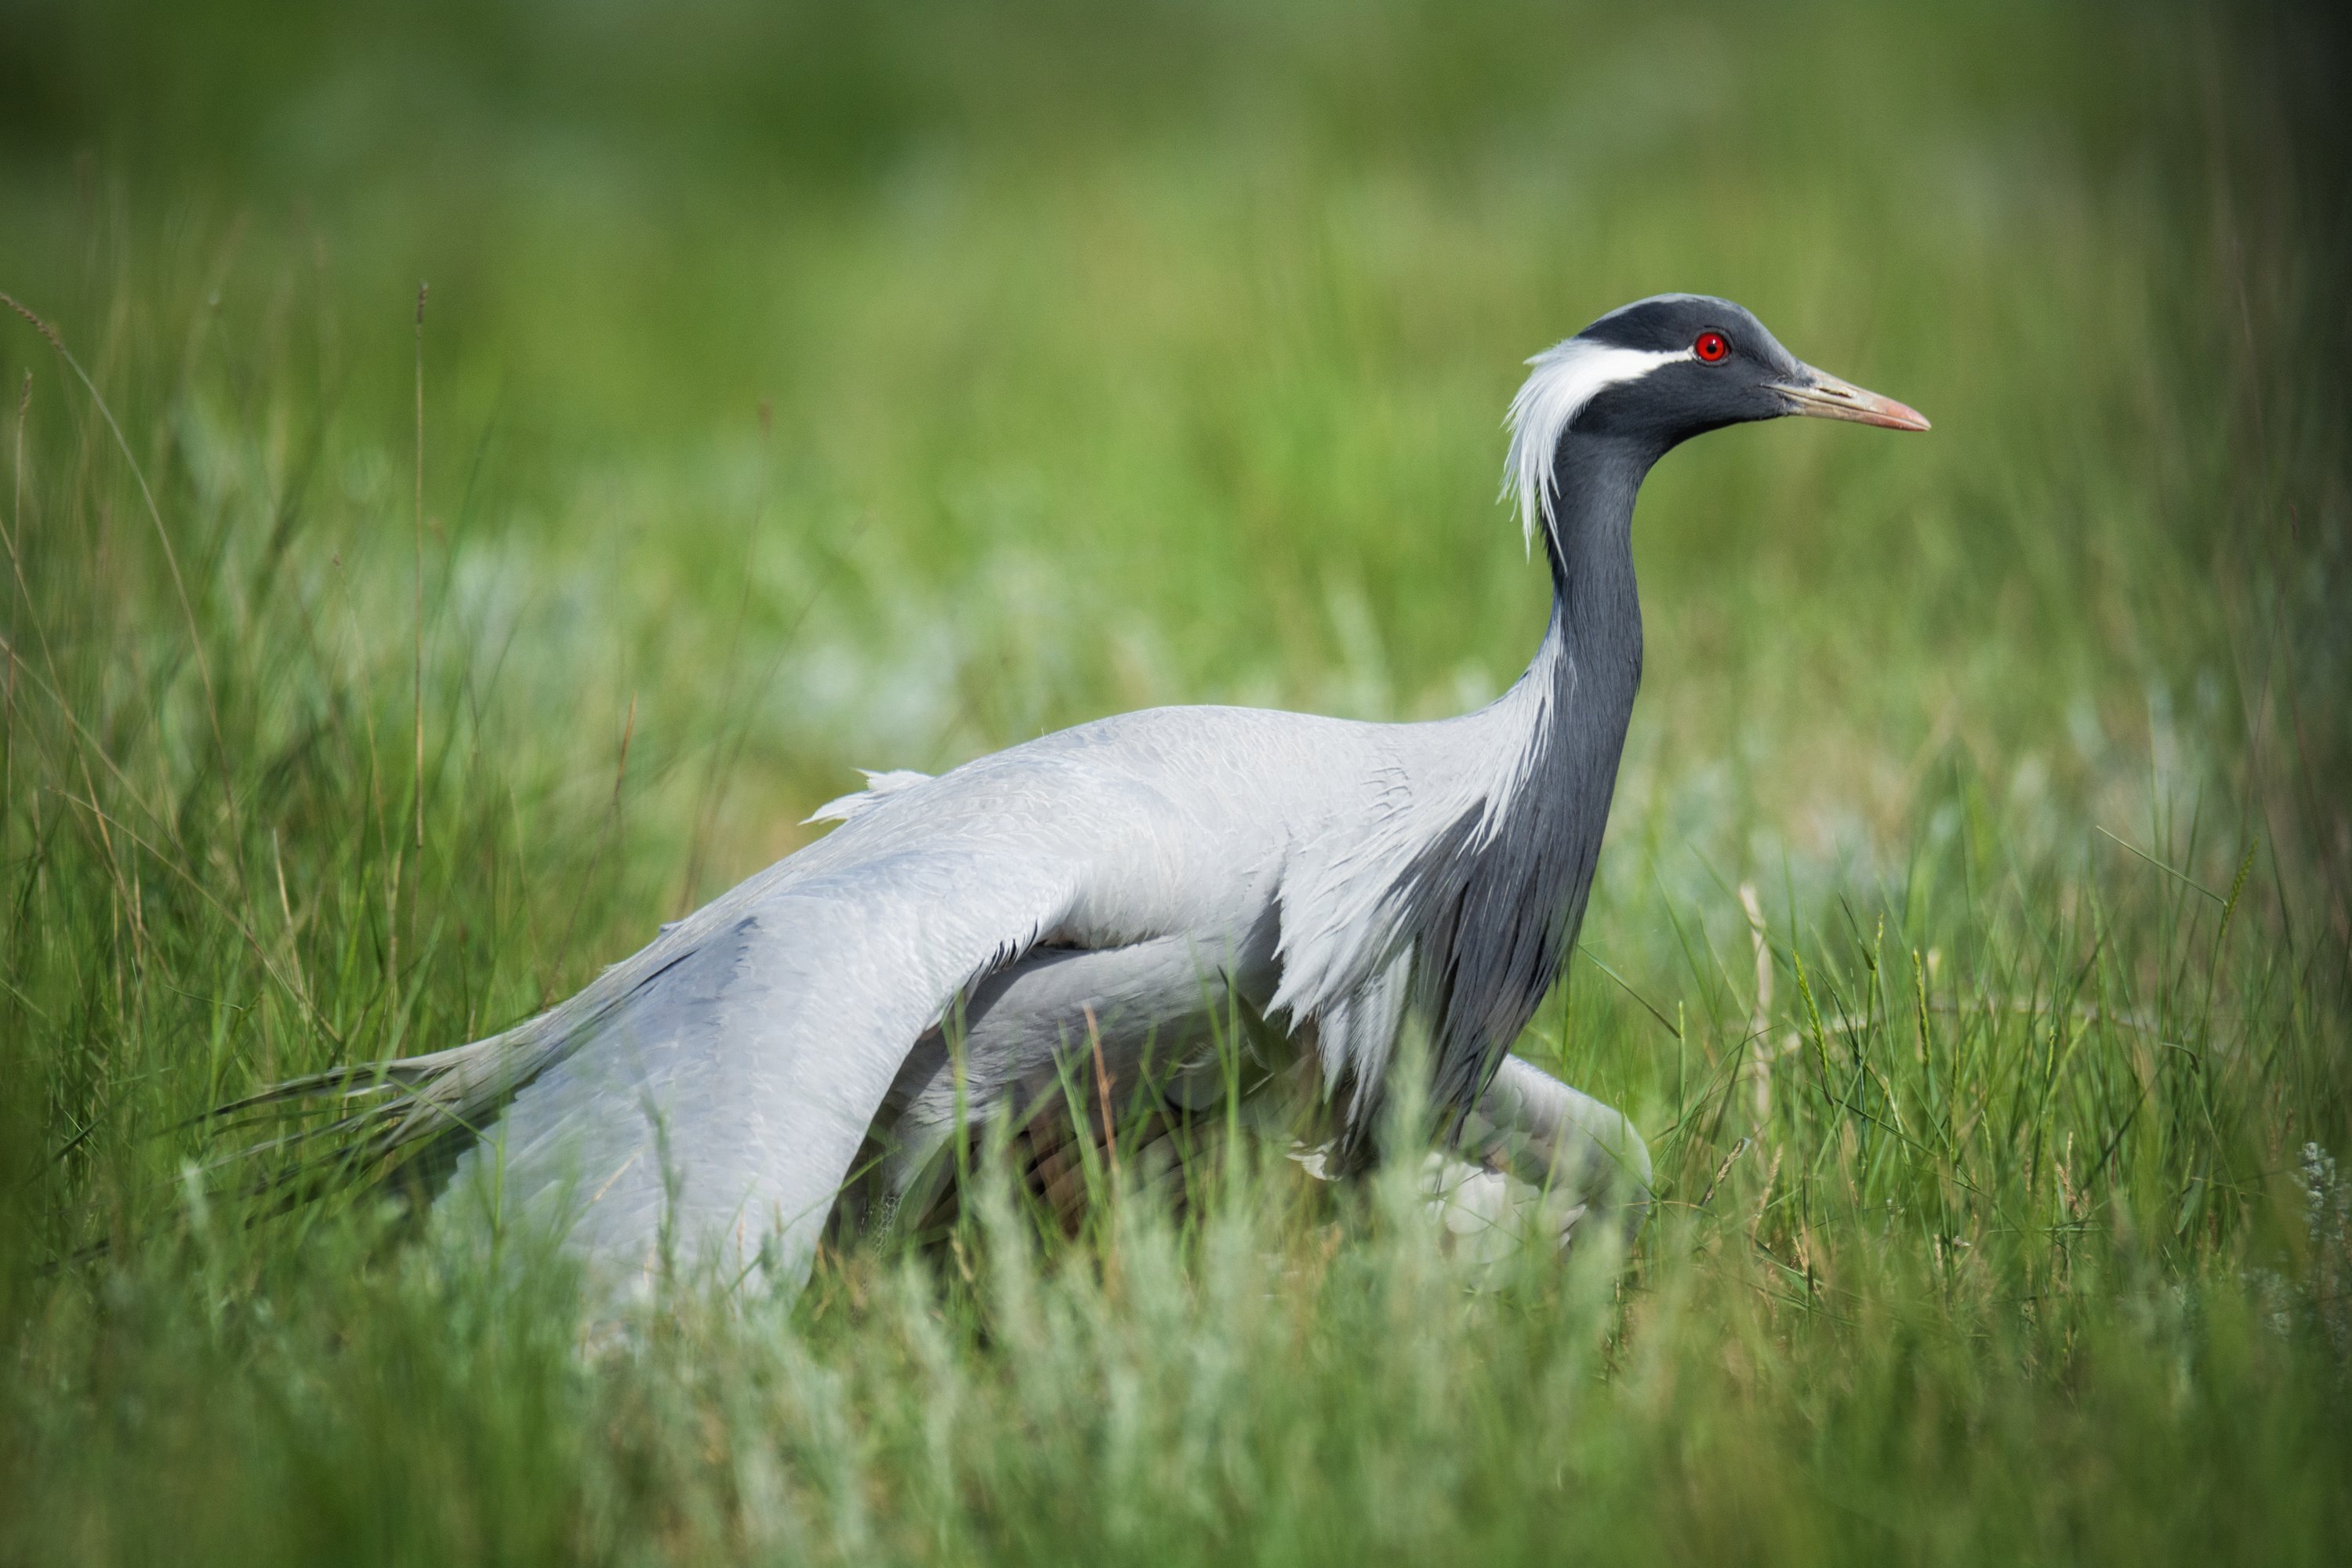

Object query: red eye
[1694,330,1730,363]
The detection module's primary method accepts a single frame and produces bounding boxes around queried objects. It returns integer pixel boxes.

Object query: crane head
[1571,293,1929,439]
[1504,292,1929,546]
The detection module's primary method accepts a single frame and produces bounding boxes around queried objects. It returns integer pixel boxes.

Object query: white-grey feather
[804,767,935,825]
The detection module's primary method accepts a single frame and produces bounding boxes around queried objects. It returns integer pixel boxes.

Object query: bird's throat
[1400,432,1651,1120]
[1540,433,1652,703]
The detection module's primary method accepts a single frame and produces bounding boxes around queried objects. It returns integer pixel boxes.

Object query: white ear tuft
[1500,339,1690,553]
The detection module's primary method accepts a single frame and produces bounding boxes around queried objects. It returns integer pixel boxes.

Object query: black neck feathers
[1378,430,1651,1134]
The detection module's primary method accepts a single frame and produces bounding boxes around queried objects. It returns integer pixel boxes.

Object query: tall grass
[3,1,2349,1562]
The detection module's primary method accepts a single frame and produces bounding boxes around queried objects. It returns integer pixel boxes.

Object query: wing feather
[439,848,1073,1301]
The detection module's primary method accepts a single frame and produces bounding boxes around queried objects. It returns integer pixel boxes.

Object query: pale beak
[1775,366,1931,431]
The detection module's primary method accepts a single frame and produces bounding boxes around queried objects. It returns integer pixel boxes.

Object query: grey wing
[440,849,1074,1301]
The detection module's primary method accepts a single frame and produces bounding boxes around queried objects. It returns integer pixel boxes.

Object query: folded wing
[434,847,1075,1298]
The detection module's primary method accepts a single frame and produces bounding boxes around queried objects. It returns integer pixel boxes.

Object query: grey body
[289,294,1926,1302]
[442,624,1638,1294]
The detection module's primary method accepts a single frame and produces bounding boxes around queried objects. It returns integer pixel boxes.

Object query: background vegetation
[2,1,2347,1561]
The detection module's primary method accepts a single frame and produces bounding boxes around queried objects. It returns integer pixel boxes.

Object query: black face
[1569,294,1828,448]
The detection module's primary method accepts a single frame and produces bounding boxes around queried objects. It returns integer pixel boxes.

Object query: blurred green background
[2,2,2347,1563]
[8,0,2342,902]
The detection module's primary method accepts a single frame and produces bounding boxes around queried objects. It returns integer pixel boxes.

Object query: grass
[3,0,2350,1561]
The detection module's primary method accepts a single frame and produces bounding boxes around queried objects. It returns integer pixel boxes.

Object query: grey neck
[1392,430,1654,1129]
[1539,433,1653,712]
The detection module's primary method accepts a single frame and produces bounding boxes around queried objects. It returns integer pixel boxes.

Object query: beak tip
[1883,394,1932,433]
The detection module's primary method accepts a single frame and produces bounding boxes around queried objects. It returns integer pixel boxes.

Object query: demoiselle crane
[231,294,1926,1303]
